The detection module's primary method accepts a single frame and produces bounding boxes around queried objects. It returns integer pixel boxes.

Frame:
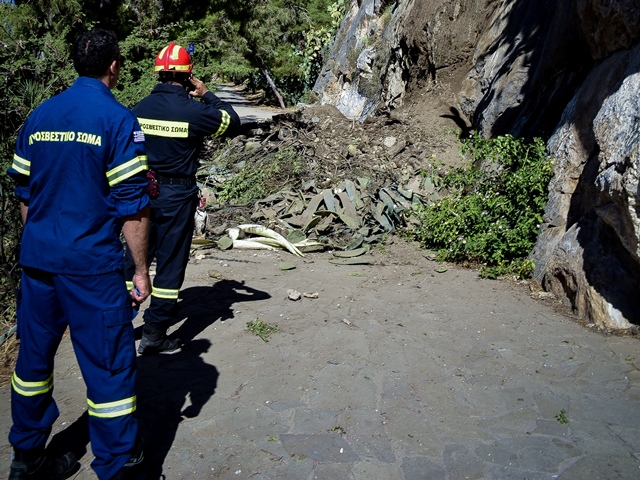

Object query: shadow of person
[136,338,219,479]
[172,279,271,342]
[440,106,473,139]
[45,411,90,465]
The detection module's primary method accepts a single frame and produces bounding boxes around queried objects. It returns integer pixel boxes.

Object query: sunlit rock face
[314,0,491,121]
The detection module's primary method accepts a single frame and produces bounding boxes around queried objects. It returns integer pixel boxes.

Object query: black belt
[155,174,196,187]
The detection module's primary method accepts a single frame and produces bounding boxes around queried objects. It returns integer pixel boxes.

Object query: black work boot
[137,325,182,355]
[8,448,79,480]
[109,442,145,480]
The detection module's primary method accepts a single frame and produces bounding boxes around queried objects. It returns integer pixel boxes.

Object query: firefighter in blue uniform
[7,29,151,480]
[125,43,241,354]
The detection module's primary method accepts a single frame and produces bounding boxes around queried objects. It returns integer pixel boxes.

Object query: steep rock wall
[458,0,592,138]
[463,0,640,329]
[531,45,640,329]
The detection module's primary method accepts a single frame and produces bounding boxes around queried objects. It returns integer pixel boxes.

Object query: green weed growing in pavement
[555,408,569,425]
[409,133,552,279]
[246,319,279,342]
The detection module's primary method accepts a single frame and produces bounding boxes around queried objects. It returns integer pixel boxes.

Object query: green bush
[409,133,552,279]
[215,147,308,205]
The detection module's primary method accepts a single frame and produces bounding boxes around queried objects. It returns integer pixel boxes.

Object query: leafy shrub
[250,0,347,106]
[409,133,552,279]
[214,147,310,205]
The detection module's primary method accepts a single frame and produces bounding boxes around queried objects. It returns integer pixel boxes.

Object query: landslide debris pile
[195,104,459,254]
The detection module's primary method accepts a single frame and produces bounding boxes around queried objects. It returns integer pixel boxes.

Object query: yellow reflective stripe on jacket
[87,396,136,418]
[138,118,190,138]
[151,287,179,300]
[11,372,53,397]
[12,154,31,176]
[213,111,231,137]
[107,156,148,186]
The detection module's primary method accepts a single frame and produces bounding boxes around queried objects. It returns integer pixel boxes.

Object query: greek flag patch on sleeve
[133,130,145,143]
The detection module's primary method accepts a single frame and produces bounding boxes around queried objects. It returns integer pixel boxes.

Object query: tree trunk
[260,67,286,109]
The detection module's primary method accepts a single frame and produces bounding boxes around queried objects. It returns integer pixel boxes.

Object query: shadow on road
[173,280,271,342]
[136,338,218,479]
[46,411,90,467]
[46,279,269,477]
[45,340,219,479]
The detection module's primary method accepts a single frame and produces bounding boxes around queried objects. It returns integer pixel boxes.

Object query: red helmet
[154,43,193,73]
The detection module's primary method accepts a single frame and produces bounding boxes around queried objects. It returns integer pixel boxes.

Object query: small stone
[287,289,302,301]
[244,141,261,151]
[537,292,556,299]
[384,136,397,148]
[347,144,359,157]
[208,270,223,279]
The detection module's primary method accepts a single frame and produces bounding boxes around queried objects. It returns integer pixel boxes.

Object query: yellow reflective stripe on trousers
[138,118,190,138]
[11,372,53,397]
[107,156,148,186]
[87,396,136,418]
[213,111,231,137]
[151,287,179,299]
[12,154,31,176]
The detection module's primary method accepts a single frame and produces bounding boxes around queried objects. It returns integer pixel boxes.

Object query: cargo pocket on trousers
[103,307,136,372]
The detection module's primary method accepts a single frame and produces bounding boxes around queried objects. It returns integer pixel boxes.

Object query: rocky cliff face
[313,0,494,121]
[314,0,640,330]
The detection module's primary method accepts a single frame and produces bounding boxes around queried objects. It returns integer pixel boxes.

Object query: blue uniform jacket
[8,77,150,275]
[134,83,240,177]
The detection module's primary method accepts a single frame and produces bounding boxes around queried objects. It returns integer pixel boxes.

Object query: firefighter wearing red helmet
[125,42,240,354]
[154,42,193,73]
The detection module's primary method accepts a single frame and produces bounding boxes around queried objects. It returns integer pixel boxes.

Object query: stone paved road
[1,243,639,479]
[213,84,283,124]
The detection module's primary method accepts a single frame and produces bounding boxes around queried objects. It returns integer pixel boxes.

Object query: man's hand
[188,75,209,98]
[130,271,151,306]
[122,206,150,307]
[19,200,29,225]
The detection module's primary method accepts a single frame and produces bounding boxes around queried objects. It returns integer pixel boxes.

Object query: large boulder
[531,45,640,329]
[463,0,640,329]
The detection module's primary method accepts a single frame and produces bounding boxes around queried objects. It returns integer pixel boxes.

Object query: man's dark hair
[72,28,120,78]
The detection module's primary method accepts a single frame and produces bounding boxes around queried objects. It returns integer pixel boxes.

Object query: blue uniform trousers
[9,268,138,480]
[126,184,198,329]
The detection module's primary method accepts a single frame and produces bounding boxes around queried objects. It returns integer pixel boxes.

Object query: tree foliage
[0,0,346,328]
